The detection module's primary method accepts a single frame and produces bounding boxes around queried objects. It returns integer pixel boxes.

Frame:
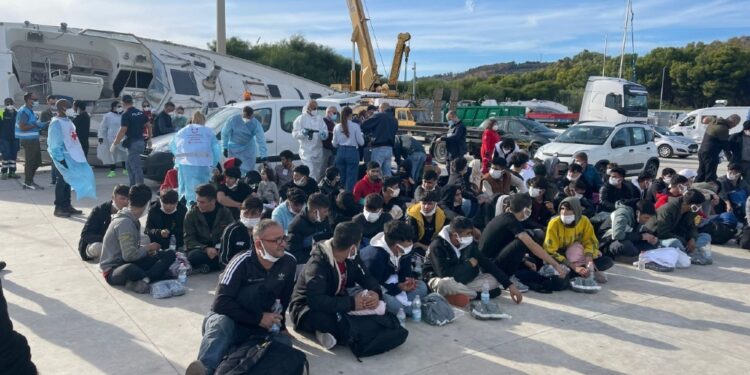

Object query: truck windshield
[556,125,613,145]
[145,54,169,108]
[623,86,648,118]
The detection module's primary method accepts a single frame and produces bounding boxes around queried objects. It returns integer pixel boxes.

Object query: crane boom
[388,32,411,90]
[346,0,379,91]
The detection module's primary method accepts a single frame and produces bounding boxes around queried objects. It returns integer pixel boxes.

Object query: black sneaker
[54,207,71,218]
[645,262,674,272]
[66,206,83,215]
[198,264,211,274]
[31,182,45,190]
[0,261,6,271]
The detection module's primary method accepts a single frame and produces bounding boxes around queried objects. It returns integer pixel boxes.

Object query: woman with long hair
[332,106,364,191]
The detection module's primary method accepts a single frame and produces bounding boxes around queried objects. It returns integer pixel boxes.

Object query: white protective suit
[169,123,221,204]
[292,104,328,181]
[96,111,126,165]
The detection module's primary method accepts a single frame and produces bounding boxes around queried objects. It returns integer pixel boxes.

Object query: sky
[4,0,750,77]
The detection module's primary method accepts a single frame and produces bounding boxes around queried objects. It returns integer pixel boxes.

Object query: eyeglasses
[260,236,287,245]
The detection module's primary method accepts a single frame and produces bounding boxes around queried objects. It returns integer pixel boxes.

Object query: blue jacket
[361,112,398,148]
[445,120,467,159]
[0,108,16,141]
[582,164,602,192]
[271,201,297,234]
[359,232,415,296]
[15,105,44,140]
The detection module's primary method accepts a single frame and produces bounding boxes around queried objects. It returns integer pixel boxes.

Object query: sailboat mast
[618,0,631,79]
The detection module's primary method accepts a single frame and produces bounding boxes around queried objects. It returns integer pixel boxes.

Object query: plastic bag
[421,293,456,326]
[169,251,192,278]
[150,279,186,299]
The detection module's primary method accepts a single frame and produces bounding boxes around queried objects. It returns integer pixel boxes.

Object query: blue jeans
[126,140,145,186]
[0,139,18,173]
[407,152,426,182]
[198,312,292,375]
[660,233,711,252]
[381,280,429,316]
[371,146,393,177]
[335,146,360,191]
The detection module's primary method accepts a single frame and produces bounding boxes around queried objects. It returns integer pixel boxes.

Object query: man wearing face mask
[647,168,676,203]
[185,184,235,274]
[292,100,328,181]
[381,176,404,219]
[217,167,252,220]
[145,189,187,251]
[79,184,130,261]
[318,166,342,205]
[172,106,187,129]
[98,101,127,178]
[194,219,299,374]
[406,191,447,254]
[322,106,338,171]
[481,194,568,293]
[100,184,176,294]
[655,175,689,209]
[559,163,592,199]
[360,220,428,316]
[287,193,333,275]
[600,200,660,265]
[0,98,19,180]
[544,197,613,284]
[272,188,307,234]
[353,161,384,203]
[481,157,525,196]
[218,197,263,266]
[554,179,597,218]
[414,169,439,202]
[151,102,175,138]
[696,114,740,183]
[716,163,750,220]
[279,165,319,201]
[361,102,399,177]
[572,151,602,193]
[632,171,654,202]
[424,216,522,308]
[352,193,393,245]
[527,177,556,229]
[15,92,47,190]
[653,189,712,265]
[439,111,467,175]
[599,167,640,213]
[222,106,268,175]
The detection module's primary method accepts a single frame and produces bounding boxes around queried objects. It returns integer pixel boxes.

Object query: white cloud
[465,0,476,13]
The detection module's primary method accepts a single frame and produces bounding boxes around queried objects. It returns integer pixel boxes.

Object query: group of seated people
[77,147,748,375]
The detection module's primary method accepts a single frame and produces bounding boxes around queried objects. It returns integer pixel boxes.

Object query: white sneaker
[315,331,337,350]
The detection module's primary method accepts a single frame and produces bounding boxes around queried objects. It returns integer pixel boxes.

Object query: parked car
[534,121,659,177]
[142,99,340,182]
[494,117,559,156]
[653,126,697,158]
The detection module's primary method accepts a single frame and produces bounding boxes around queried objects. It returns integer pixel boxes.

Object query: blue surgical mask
[331,113,339,122]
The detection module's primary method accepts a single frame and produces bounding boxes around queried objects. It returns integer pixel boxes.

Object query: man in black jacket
[599,167,640,213]
[696,114,740,182]
[72,100,90,158]
[78,184,129,261]
[145,189,187,251]
[441,111,467,176]
[279,165,319,200]
[152,102,175,137]
[352,193,393,245]
[289,222,383,350]
[219,196,263,266]
[195,219,297,375]
[287,193,333,274]
[729,121,750,179]
[361,102,398,177]
[424,216,524,308]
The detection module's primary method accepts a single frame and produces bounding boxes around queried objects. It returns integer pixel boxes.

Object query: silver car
[653,126,698,158]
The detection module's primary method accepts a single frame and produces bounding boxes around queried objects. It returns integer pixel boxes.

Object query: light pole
[217,0,226,54]
[659,65,666,110]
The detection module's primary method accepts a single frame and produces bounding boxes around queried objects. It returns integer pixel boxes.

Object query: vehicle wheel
[658,144,673,158]
[432,140,448,165]
[644,158,659,176]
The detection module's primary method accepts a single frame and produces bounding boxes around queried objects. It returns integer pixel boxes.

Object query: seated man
[573,151,602,193]
[480,194,568,291]
[481,157,526,196]
[600,200,658,261]
[646,167,676,203]
[544,197,613,284]
[330,191,362,226]
[654,189,712,265]
[195,219,298,375]
[360,221,429,316]
[414,169,439,203]
[352,193,393,245]
[528,177,556,230]
[558,163,592,199]
[287,193,333,274]
[78,184,129,261]
[554,179,596,218]
[99,184,176,293]
[145,189,187,251]
[381,176,405,220]
[717,163,750,220]
[271,187,307,234]
[279,165,319,201]
[424,216,524,307]
[289,222,384,350]
[217,167,252,220]
[406,190,447,255]
[185,184,235,273]
[219,196,263,266]
[632,171,654,202]
[318,166,342,205]
[353,161,384,203]
[599,167,640,213]
[655,174,689,209]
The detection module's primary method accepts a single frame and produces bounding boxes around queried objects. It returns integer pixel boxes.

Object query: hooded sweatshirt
[359,232,415,296]
[286,206,333,265]
[543,197,599,263]
[99,208,149,274]
[602,201,644,243]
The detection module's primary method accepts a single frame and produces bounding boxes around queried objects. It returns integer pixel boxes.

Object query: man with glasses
[193,219,298,375]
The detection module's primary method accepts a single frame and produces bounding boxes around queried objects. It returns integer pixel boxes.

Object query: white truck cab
[579,76,649,123]
[669,106,750,142]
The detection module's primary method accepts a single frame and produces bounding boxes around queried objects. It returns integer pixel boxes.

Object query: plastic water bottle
[178,263,188,284]
[397,308,406,327]
[636,252,646,271]
[412,295,422,322]
[481,281,490,305]
[413,256,423,277]
[169,235,176,251]
[270,299,283,333]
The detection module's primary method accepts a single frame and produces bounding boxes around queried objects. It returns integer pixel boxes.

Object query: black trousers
[296,310,346,343]
[696,150,720,183]
[54,172,71,209]
[106,250,176,285]
[605,239,655,258]
[490,238,530,280]
[188,249,222,271]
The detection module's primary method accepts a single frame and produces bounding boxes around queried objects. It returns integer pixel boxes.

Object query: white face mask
[727,173,739,181]
[490,169,503,179]
[423,184,435,192]
[226,181,238,190]
[521,207,532,221]
[502,148,512,154]
[259,241,281,263]
[116,106,123,114]
[608,177,621,185]
[363,209,382,223]
[529,187,541,198]
[678,185,688,194]
[397,243,413,255]
[241,216,260,228]
[492,125,500,131]
[574,193,584,199]
[288,202,301,215]
[160,205,176,215]
[420,205,437,217]
[567,173,579,181]
[293,178,305,186]
[5,105,14,111]
[745,130,750,137]
[313,210,323,223]
[389,187,400,197]
[457,234,474,249]
[561,214,575,225]
[606,169,612,176]
[663,177,672,185]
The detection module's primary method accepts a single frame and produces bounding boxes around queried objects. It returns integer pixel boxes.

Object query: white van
[142,99,341,181]
[669,106,750,142]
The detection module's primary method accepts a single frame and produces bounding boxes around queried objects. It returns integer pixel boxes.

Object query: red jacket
[353,176,384,202]
[480,129,501,174]
[160,168,178,191]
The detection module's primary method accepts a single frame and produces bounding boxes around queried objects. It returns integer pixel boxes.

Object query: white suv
[534,121,660,176]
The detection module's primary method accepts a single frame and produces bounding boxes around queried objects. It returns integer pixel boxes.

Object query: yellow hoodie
[543,197,600,263]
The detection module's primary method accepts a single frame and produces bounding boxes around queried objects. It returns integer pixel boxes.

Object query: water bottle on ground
[169,235,176,251]
[178,263,188,284]
[270,299,283,333]
[481,280,490,305]
[412,295,422,322]
[636,252,646,271]
[397,308,406,327]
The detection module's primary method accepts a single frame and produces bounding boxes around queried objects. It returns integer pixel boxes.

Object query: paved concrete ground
[2,157,750,375]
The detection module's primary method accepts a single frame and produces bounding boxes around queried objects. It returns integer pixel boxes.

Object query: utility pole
[411,62,417,102]
[659,65,666,110]
[216,0,226,54]
[618,0,631,79]
[602,33,608,76]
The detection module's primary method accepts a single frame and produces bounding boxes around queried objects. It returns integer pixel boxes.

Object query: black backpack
[700,221,737,245]
[343,312,408,360]
[215,336,308,375]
